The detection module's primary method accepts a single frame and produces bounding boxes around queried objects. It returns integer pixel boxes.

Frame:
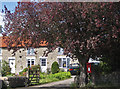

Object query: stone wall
[1,76,28,88]
[1,47,58,74]
[88,64,120,87]
[1,47,78,74]
[95,72,120,86]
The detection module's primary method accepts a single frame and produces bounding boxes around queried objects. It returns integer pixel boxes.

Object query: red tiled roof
[0,37,48,48]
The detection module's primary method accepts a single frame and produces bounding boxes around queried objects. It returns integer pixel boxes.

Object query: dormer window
[58,47,64,55]
[27,48,35,55]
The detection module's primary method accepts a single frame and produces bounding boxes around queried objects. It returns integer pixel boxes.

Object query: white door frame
[40,57,47,73]
[9,57,15,73]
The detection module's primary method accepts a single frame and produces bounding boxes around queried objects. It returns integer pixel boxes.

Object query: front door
[40,58,47,73]
[9,59,15,73]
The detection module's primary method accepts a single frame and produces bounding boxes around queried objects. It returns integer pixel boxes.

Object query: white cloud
[0,13,4,27]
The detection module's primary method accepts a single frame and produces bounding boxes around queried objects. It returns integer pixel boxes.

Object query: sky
[1,2,18,13]
[0,1,18,36]
[0,1,18,26]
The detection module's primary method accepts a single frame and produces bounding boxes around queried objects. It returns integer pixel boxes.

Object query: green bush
[59,68,65,72]
[98,61,112,75]
[51,61,60,74]
[30,65,40,71]
[53,72,71,80]
[1,60,11,76]
[19,65,41,76]
[23,68,28,72]
[40,73,46,79]
[39,72,71,84]
[19,67,28,76]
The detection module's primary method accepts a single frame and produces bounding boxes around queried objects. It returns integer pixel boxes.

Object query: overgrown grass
[39,72,71,84]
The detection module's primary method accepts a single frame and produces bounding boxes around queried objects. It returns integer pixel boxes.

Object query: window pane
[31,60,34,65]
[63,58,66,61]
[28,60,30,67]
[27,49,30,54]
[41,59,46,66]
[63,61,66,68]
[42,59,46,62]
[42,62,46,66]
[58,58,62,67]
[31,48,34,54]
[27,59,35,67]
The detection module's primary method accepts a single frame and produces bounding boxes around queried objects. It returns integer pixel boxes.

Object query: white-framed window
[57,56,70,68]
[27,48,35,55]
[0,48,2,55]
[58,47,64,55]
[26,57,35,67]
[40,57,47,67]
[41,58,46,66]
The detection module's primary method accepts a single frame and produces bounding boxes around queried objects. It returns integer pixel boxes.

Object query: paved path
[16,76,75,89]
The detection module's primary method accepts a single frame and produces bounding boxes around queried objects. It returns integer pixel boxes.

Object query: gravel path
[16,76,75,89]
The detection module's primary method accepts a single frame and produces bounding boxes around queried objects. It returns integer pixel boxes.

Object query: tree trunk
[75,52,89,87]
[78,61,88,87]
[75,56,88,87]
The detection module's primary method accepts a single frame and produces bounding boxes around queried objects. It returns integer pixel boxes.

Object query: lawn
[29,71,71,85]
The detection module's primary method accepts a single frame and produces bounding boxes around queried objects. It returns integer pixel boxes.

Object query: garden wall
[2,76,29,88]
[95,72,120,86]
[90,64,120,86]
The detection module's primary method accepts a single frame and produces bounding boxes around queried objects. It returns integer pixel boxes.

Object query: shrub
[53,72,71,80]
[19,68,28,76]
[23,68,28,72]
[39,72,71,84]
[7,76,29,88]
[1,60,11,76]
[47,68,51,74]
[40,73,46,79]
[98,61,112,75]
[19,65,41,76]
[30,65,40,71]
[51,61,60,74]
[59,68,65,72]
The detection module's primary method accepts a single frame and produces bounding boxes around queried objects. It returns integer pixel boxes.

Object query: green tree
[3,2,120,86]
[1,60,11,76]
[51,61,60,74]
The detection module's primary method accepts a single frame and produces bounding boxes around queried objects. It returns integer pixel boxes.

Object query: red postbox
[87,63,91,73]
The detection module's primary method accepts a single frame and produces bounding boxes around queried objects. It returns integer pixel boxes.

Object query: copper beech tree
[3,2,120,86]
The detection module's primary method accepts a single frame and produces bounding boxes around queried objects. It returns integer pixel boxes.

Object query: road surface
[16,76,75,89]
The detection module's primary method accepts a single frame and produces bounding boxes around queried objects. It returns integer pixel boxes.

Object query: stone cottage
[0,37,78,74]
